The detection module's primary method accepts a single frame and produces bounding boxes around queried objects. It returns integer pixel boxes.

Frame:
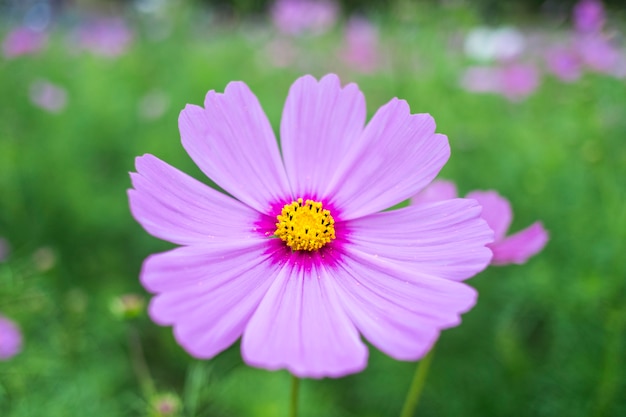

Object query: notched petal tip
[320,72,340,82]
[223,80,253,97]
[319,73,341,88]
[134,153,158,170]
[294,73,321,85]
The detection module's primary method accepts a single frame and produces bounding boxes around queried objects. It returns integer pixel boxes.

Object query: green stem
[399,347,436,417]
[127,324,156,399]
[289,374,300,417]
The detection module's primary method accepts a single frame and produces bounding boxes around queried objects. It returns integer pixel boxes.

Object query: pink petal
[345,199,493,281]
[326,99,450,220]
[280,74,366,198]
[179,82,291,214]
[0,315,22,360]
[330,250,477,361]
[466,190,512,242]
[241,258,368,378]
[490,221,549,265]
[141,240,273,294]
[144,241,279,359]
[128,154,264,246]
[410,179,458,206]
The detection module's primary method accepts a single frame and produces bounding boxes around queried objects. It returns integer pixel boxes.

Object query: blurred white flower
[138,90,170,120]
[464,26,525,62]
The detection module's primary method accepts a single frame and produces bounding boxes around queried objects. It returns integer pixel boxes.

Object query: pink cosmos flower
[575,34,622,74]
[573,0,605,34]
[460,63,539,101]
[412,180,548,266]
[71,17,133,58]
[0,315,22,360]
[499,63,540,101]
[339,16,381,73]
[271,0,338,36]
[263,38,298,68]
[128,74,493,378]
[545,47,582,82]
[544,36,624,81]
[2,27,47,59]
[29,80,68,113]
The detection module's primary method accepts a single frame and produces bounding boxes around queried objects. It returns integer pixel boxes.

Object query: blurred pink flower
[271,0,338,36]
[460,66,501,94]
[339,16,381,73]
[573,0,605,34]
[0,315,22,360]
[576,34,622,74]
[2,27,47,59]
[71,17,133,57]
[263,37,298,68]
[460,63,540,101]
[545,47,582,82]
[129,74,493,378]
[412,180,549,266]
[29,80,68,113]
[499,63,540,101]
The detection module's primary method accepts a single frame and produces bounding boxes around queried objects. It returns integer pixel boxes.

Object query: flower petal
[241,256,368,378]
[144,241,280,359]
[129,154,264,245]
[410,179,458,205]
[280,74,366,198]
[465,190,512,242]
[325,99,450,219]
[0,315,22,360]
[491,221,549,265]
[344,199,493,281]
[330,249,477,361]
[179,81,291,214]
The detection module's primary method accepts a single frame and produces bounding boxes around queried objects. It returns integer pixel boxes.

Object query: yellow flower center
[275,198,336,251]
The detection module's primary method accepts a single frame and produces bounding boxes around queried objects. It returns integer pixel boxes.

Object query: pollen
[275,198,336,251]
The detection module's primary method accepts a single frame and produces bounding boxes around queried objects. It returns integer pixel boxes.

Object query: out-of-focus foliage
[0,1,625,416]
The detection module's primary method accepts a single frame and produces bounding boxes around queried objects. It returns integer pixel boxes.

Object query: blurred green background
[0,0,625,416]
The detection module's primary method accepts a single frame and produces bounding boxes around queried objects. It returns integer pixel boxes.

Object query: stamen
[274,198,336,251]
